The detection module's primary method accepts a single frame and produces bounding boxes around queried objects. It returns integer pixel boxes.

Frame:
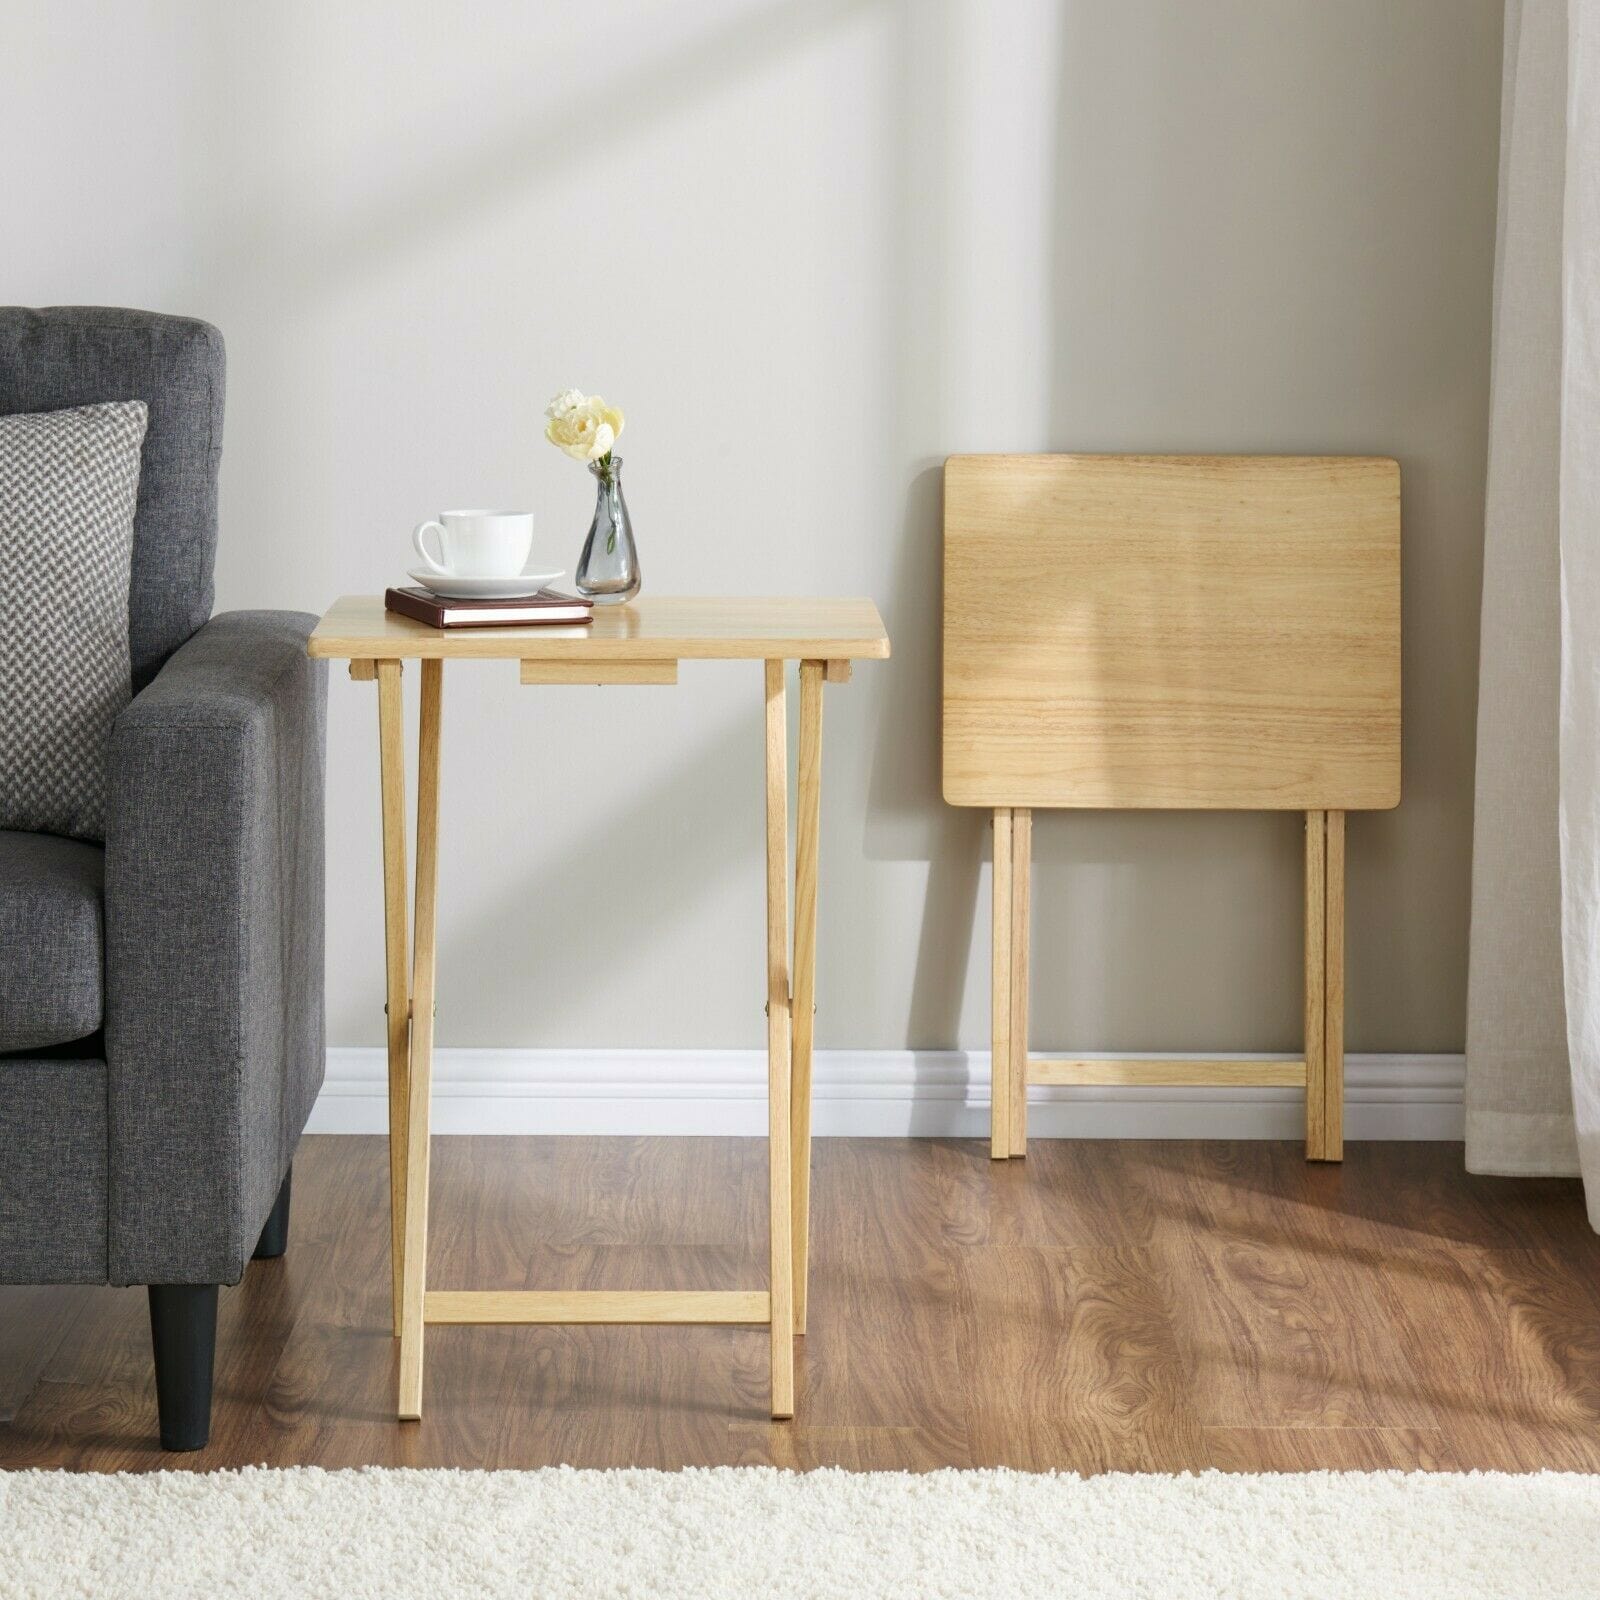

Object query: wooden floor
[3,1136,1600,1474]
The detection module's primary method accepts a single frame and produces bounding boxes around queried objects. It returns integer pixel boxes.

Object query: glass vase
[574,455,640,605]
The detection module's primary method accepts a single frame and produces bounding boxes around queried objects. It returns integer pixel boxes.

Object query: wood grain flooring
[3,1136,1600,1473]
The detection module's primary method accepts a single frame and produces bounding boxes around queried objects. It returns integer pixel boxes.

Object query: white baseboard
[307,1049,1465,1140]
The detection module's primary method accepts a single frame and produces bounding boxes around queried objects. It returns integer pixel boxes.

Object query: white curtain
[1467,0,1600,1224]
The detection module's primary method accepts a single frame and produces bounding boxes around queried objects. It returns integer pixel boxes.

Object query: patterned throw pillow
[0,401,148,841]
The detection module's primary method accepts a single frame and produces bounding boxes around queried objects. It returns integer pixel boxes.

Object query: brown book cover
[384,586,595,630]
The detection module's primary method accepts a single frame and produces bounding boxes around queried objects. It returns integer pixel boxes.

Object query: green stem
[596,453,618,553]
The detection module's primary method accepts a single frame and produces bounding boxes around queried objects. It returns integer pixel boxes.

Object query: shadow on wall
[894,467,986,1050]
[219,0,881,308]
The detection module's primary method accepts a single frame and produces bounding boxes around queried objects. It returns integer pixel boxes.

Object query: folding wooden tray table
[942,455,1400,1162]
[310,595,889,1419]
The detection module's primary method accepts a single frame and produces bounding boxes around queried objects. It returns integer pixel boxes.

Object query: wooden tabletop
[942,454,1400,810]
[308,595,891,662]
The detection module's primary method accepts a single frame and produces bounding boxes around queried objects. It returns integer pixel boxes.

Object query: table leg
[1324,810,1346,1161]
[991,809,1013,1158]
[763,660,795,1419]
[376,662,410,1337]
[398,659,444,1419]
[1008,807,1032,1157]
[791,661,824,1334]
[1304,809,1328,1160]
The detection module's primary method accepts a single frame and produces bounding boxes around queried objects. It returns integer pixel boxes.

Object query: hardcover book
[384,586,595,629]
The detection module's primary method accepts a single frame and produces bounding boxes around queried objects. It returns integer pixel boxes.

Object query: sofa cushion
[0,309,224,692]
[0,400,148,839]
[0,830,104,1052]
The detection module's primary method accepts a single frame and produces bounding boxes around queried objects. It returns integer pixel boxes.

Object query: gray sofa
[0,308,326,1450]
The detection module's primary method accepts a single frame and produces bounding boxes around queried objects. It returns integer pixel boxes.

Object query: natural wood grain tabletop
[309,595,891,662]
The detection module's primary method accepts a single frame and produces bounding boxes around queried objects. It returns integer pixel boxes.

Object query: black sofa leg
[253,1165,293,1261]
[147,1283,218,1452]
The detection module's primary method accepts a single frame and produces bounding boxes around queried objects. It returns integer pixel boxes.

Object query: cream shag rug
[2,1466,1596,1599]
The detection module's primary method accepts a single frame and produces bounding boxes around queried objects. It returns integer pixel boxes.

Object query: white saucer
[406,568,565,600]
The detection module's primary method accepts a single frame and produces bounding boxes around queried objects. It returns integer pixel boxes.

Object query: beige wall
[5,0,1502,1053]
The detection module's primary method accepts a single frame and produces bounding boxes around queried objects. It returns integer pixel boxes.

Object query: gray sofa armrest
[104,610,327,1286]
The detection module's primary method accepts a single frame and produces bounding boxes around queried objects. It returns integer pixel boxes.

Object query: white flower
[544,388,586,423]
[545,391,625,463]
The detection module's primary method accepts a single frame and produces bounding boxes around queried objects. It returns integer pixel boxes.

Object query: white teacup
[412,510,535,578]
